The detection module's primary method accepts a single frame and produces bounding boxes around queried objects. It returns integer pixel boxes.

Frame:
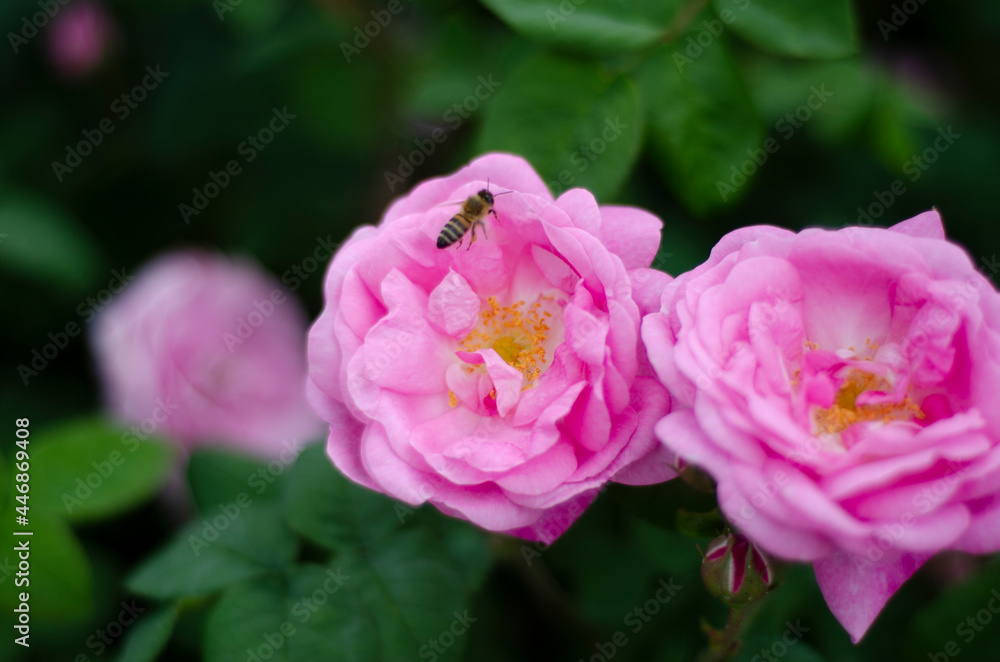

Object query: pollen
[813,370,924,435]
[459,296,550,386]
[448,391,459,407]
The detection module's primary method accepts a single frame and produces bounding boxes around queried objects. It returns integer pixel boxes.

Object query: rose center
[459,296,553,384]
[813,370,923,435]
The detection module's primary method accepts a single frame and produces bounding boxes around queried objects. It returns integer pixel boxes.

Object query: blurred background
[2,0,999,660]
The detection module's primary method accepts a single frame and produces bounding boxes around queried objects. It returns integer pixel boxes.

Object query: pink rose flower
[643,211,1000,641]
[47,0,115,79]
[307,153,674,542]
[92,250,321,458]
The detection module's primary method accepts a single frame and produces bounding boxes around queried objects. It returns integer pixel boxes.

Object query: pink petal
[814,550,931,643]
[598,205,663,269]
[889,210,945,239]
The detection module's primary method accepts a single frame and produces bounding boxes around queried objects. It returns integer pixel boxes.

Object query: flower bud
[701,533,778,607]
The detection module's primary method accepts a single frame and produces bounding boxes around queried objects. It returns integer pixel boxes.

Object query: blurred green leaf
[0,509,92,624]
[639,41,762,214]
[906,560,1000,661]
[734,635,826,662]
[676,507,726,538]
[187,448,286,514]
[743,57,876,142]
[714,0,857,59]
[204,574,290,662]
[31,418,175,524]
[869,74,942,174]
[477,53,643,200]
[115,603,181,662]
[337,528,475,660]
[206,528,476,662]
[0,195,102,295]
[479,0,683,54]
[285,564,380,661]
[127,522,272,600]
[283,442,401,550]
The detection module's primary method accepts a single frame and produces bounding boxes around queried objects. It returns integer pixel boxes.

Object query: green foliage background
[2,0,999,660]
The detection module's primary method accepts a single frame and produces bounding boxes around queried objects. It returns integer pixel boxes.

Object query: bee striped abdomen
[437,214,472,248]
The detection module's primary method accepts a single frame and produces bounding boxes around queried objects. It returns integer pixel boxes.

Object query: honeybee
[436,186,509,250]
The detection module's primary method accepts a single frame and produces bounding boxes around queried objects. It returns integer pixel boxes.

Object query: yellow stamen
[814,370,924,435]
[458,297,550,387]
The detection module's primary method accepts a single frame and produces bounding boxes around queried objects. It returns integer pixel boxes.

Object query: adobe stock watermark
[717,84,834,201]
[744,620,811,662]
[244,567,351,662]
[179,107,296,224]
[72,601,146,661]
[928,587,1000,661]
[418,611,477,661]
[854,126,960,226]
[546,116,630,197]
[187,437,306,556]
[17,267,136,385]
[340,0,411,63]
[61,398,180,516]
[578,578,681,662]
[545,0,586,30]
[8,0,72,54]
[224,235,339,352]
[878,0,930,41]
[52,66,170,182]
[384,74,502,192]
[671,0,751,72]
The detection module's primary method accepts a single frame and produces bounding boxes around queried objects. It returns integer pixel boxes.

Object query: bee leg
[467,225,478,251]
[479,220,489,241]
[489,209,499,222]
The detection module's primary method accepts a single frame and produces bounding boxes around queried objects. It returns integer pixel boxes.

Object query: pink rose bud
[47,0,115,79]
[91,250,322,458]
[307,153,676,542]
[701,533,778,607]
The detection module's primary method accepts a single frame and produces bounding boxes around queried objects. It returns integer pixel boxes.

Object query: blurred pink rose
[643,211,1000,641]
[47,0,115,79]
[307,153,674,542]
[92,250,321,458]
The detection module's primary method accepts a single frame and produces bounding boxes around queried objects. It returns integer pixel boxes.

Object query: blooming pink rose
[643,211,1000,641]
[307,153,674,542]
[92,251,321,458]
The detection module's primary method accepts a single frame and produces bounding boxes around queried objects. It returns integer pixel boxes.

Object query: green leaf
[115,604,181,662]
[638,41,763,214]
[286,564,380,662]
[31,418,175,523]
[204,574,290,662]
[734,636,826,662]
[206,530,476,662]
[477,54,643,200]
[187,448,287,514]
[714,0,857,59]
[0,509,92,624]
[906,560,1000,660]
[479,0,683,55]
[283,443,401,550]
[743,57,876,142]
[127,522,271,600]
[337,528,475,660]
[0,194,102,294]
[215,500,300,569]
